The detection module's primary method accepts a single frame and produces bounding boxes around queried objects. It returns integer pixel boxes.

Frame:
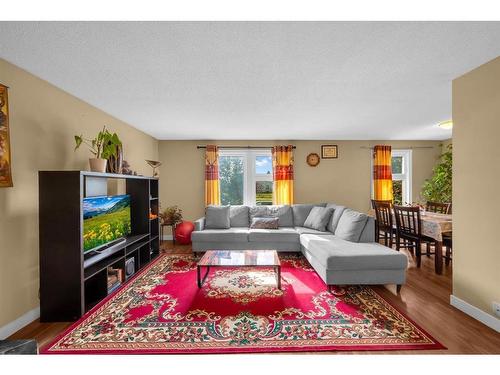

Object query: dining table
[368,209,452,274]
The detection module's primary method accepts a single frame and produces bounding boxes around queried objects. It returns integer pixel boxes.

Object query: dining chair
[442,233,452,266]
[371,199,392,209]
[371,200,394,247]
[393,205,436,268]
[426,201,452,214]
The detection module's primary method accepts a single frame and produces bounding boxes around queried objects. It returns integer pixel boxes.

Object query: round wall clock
[306,153,320,167]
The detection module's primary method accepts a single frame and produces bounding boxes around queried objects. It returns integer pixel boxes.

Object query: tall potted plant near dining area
[421,144,453,204]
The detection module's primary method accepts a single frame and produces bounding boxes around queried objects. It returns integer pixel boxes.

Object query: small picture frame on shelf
[321,144,338,159]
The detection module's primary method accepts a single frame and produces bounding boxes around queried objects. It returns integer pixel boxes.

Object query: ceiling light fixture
[438,120,453,130]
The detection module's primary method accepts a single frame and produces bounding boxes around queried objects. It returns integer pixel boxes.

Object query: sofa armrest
[194,217,205,231]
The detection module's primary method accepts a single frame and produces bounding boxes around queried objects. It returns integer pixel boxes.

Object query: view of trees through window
[219,156,244,205]
[392,156,403,174]
[256,181,272,205]
[392,156,403,204]
[255,155,272,205]
[392,180,403,205]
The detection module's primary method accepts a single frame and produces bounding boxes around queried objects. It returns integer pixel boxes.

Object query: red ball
[174,221,195,245]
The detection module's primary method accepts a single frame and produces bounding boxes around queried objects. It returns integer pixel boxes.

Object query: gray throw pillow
[249,206,269,222]
[291,204,315,227]
[303,207,334,231]
[335,209,369,242]
[230,206,250,227]
[325,203,346,233]
[268,205,294,227]
[250,217,279,229]
[358,217,375,243]
[205,205,230,229]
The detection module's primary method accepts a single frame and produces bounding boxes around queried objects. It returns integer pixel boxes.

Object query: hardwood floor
[9,241,500,354]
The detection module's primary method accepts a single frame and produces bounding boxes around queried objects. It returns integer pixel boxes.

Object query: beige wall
[452,56,500,315]
[0,59,159,329]
[442,138,452,153]
[158,140,442,227]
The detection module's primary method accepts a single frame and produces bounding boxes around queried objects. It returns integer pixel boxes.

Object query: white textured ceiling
[1,22,500,140]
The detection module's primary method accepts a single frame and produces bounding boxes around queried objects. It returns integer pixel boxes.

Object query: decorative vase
[106,144,124,174]
[89,158,107,173]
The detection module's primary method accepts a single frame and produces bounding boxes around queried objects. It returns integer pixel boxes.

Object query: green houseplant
[421,143,453,203]
[159,205,183,227]
[74,126,122,173]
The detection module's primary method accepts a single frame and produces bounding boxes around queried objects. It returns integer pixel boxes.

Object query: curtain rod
[197,145,296,149]
[359,146,435,150]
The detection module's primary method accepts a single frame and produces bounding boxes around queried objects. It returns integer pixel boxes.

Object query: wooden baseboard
[450,295,500,333]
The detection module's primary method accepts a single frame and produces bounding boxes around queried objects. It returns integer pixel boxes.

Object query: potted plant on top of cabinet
[74,126,122,173]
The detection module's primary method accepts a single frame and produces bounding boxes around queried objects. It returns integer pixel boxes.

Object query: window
[391,150,412,205]
[219,150,273,206]
[255,155,273,205]
[371,149,412,205]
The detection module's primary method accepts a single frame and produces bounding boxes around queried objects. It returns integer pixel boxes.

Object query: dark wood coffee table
[197,250,281,289]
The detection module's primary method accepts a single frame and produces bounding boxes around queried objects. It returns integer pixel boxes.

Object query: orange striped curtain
[272,145,294,205]
[373,145,393,201]
[204,145,221,206]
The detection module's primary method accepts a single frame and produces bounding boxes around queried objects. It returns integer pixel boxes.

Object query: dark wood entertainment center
[38,171,160,322]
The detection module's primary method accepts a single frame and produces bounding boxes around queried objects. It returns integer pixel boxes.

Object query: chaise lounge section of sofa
[192,203,407,291]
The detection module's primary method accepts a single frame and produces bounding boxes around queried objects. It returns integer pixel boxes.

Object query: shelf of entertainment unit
[123,233,150,247]
[150,235,159,241]
[83,234,150,280]
[150,197,158,200]
[126,241,148,255]
[84,251,124,281]
[81,171,158,180]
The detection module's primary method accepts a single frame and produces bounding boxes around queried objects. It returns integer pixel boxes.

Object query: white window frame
[219,149,273,205]
[370,149,412,205]
[391,149,413,205]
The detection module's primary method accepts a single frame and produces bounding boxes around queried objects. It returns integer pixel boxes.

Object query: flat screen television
[82,194,131,253]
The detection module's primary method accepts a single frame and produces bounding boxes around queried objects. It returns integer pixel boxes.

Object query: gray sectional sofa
[192,203,407,290]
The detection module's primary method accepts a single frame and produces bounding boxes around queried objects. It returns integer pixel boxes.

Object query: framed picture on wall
[0,83,13,187]
[321,144,338,159]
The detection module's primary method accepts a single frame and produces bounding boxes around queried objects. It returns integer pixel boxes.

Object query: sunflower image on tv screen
[82,195,131,252]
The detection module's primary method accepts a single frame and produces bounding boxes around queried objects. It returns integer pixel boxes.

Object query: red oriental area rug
[41,254,444,354]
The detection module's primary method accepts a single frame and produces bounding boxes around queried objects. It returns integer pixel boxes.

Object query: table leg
[435,241,443,274]
[197,265,210,288]
[197,265,201,288]
[276,265,281,290]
